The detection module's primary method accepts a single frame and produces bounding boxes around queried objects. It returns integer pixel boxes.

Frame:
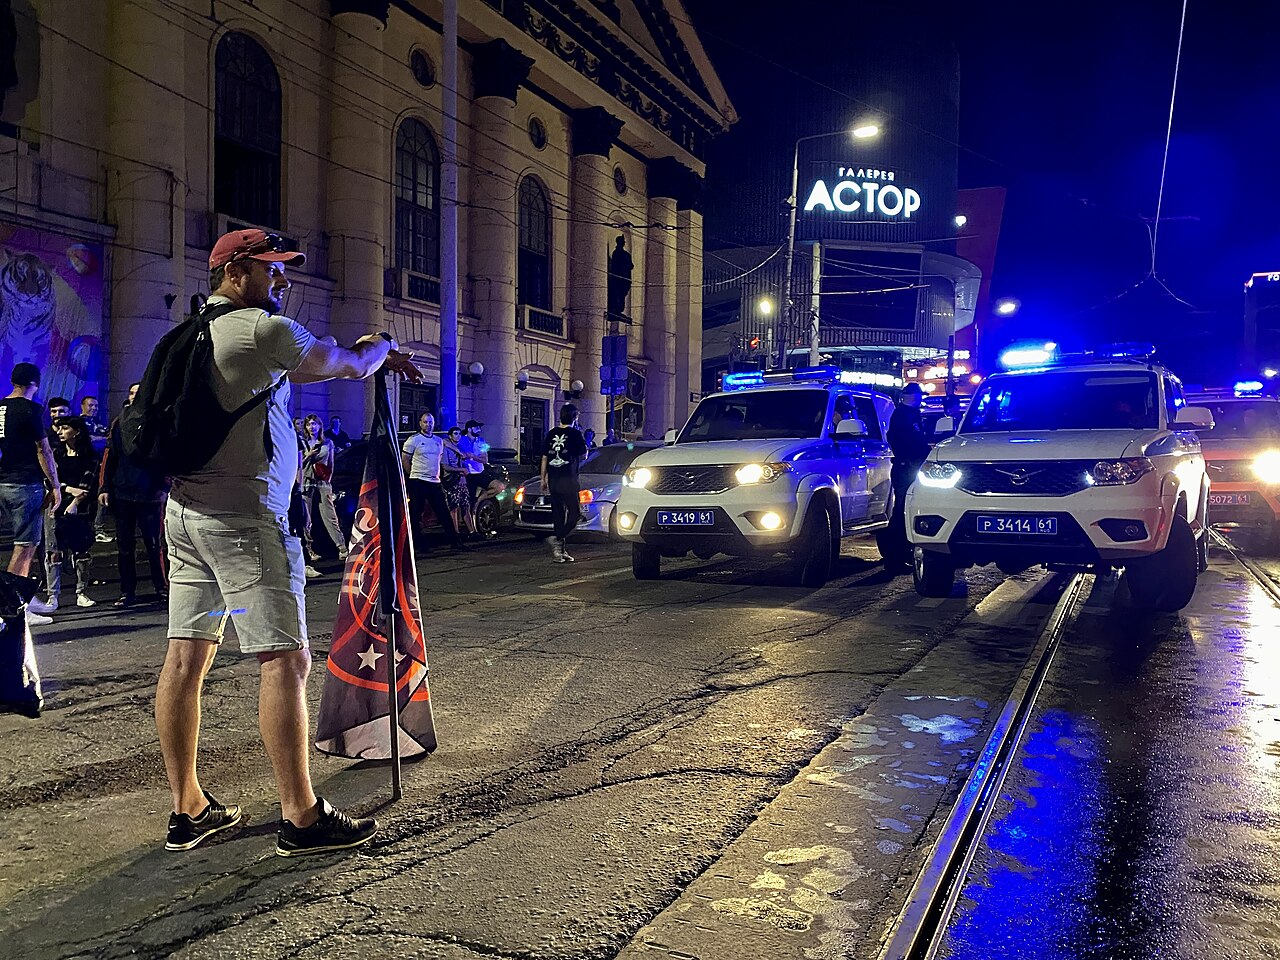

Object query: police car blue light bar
[1096,342,1157,360]
[722,365,903,392]
[1235,380,1265,396]
[999,341,1058,369]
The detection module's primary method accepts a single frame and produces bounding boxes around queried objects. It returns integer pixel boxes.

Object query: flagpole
[376,370,403,800]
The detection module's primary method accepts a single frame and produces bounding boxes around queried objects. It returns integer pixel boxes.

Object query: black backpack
[121,296,281,476]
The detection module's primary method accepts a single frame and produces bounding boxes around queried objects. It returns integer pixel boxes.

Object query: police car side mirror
[936,416,956,434]
[834,419,867,439]
[1174,406,1214,430]
[664,428,678,445]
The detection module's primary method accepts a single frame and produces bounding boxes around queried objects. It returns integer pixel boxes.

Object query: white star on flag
[357,644,384,671]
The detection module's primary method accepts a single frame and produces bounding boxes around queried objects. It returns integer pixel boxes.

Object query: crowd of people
[0,364,370,623]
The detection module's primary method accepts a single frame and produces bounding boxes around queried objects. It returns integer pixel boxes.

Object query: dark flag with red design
[316,372,436,759]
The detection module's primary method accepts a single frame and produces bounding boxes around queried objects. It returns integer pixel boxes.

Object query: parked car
[515,441,660,539]
[329,436,515,548]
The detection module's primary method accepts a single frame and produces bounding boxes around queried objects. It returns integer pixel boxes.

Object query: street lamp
[994,297,1020,317]
[757,296,774,316]
[780,123,882,369]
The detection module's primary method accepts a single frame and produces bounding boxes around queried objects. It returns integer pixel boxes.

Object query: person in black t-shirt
[325,416,352,451]
[0,363,60,611]
[540,402,588,563]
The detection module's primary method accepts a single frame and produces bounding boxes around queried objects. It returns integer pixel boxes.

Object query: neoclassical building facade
[0,0,734,456]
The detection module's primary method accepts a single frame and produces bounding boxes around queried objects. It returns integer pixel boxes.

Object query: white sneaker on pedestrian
[305,565,323,579]
[26,609,52,625]
[95,532,114,543]
[550,537,566,563]
[76,594,96,608]
[28,597,56,615]
[561,544,575,563]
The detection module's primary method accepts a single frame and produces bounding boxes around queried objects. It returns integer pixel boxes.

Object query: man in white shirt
[402,412,463,549]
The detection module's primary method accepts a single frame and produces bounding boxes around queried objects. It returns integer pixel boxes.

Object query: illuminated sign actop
[803,166,922,220]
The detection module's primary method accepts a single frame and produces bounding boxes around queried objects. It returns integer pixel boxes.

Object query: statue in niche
[606,235,632,321]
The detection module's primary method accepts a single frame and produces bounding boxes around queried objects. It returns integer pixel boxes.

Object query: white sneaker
[550,538,566,563]
[95,532,114,543]
[305,565,323,579]
[561,546,575,563]
[26,609,52,625]
[76,594,96,607]
[28,597,56,615]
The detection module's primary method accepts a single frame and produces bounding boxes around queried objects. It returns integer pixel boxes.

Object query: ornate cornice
[329,0,389,24]
[471,38,534,101]
[508,0,725,159]
[571,106,623,158]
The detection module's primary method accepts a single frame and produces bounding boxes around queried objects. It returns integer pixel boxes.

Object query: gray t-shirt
[170,297,317,516]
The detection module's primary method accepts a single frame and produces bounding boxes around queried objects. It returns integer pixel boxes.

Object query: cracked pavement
[1,535,1064,958]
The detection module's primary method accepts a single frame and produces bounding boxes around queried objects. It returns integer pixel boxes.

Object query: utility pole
[439,0,459,427]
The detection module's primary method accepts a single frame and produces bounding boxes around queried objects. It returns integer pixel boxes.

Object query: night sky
[683,0,1280,383]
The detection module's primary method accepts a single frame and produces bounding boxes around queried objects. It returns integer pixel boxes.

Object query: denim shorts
[0,483,45,546]
[165,499,307,654]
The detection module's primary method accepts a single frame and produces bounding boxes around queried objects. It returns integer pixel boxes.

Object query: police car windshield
[1195,400,1280,440]
[962,371,1160,433]
[679,389,828,442]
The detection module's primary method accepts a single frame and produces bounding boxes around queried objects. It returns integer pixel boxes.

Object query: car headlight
[1253,450,1280,484]
[917,462,962,488]
[625,466,653,489]
[1089,457,1153,485]
[514,487,525,504]
[735,462,791,485]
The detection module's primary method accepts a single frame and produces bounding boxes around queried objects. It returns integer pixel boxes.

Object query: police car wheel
[794,503,834,588]
[1125,514,1197,612]
[913,547,955,598]
[632,542,661,580]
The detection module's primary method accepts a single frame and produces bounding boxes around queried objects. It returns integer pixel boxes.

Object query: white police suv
[905,344,1214,611]
[615,366,896,586]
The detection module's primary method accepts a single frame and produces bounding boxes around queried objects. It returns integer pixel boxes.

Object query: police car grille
[955,461,1093,496]
[649,466,737,495]
[1205,460,1253,483]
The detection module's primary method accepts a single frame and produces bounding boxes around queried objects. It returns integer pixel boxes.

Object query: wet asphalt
[942,532,1280,960]
[3,528,1278,958]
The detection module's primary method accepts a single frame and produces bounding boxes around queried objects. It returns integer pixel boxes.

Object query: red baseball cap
[209,229,306,270]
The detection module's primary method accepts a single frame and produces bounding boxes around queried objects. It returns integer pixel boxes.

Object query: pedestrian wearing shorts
[0,363,60,620]
[155,228,416,857]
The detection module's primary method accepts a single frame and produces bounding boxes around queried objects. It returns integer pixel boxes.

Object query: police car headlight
[917,462,962,488]
[735,462,790,485]
[1089,458,1154,485]
[1253,450,1280,484]
[625,467,653,489]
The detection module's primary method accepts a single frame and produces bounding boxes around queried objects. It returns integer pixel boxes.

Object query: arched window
[214,32,282,228]
[517,177,550,310]
[394,118,441,277]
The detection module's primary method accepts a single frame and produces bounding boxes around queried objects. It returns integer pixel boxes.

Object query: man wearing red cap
[155,229,416,857]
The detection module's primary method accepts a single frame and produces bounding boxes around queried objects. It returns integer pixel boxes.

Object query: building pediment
[503,0,735,158]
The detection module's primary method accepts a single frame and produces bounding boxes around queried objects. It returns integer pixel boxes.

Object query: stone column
[644,158,686,437]
[105,3,186,409]
[469,39,532,449]
[325,1,390,431]
[673,172,705,424]
[567,107,623,434]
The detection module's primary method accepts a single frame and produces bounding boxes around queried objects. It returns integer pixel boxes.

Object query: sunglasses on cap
[231,232,288,262]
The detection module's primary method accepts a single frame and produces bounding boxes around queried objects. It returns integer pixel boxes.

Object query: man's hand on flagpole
[382,349,425,383]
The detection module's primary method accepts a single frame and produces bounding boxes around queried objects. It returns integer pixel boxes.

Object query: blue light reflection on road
[943,710,1104,959]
